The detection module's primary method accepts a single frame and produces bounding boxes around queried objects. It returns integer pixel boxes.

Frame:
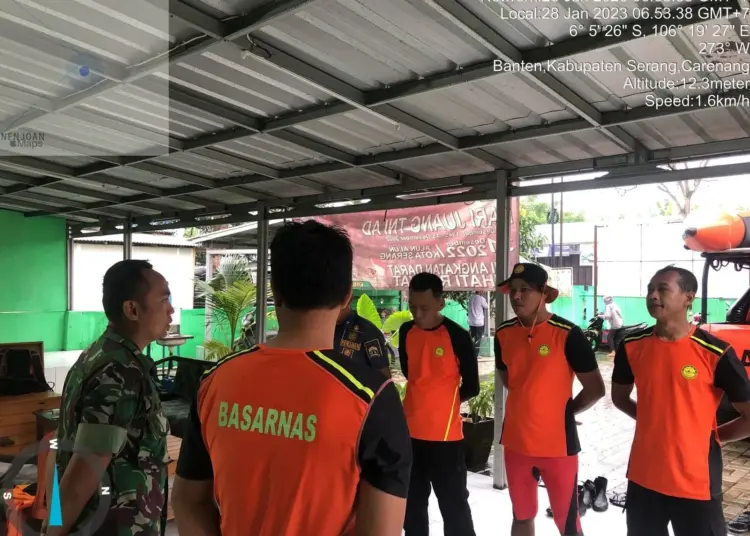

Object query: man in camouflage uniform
[46,260,173,536]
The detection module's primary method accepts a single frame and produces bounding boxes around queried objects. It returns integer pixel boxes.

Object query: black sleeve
[564,326,599,374]
[357,381,412,498]
[175,392,214,480]
[494,334,506,371]
[714,347,750,403]
[611,342,635,385]
[447,323,480,401]
[398,323,410,379]
[363,325,390,371]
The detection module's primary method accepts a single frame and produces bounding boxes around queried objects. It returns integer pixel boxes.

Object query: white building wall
[535,221,748,299]
[72,244,195,311]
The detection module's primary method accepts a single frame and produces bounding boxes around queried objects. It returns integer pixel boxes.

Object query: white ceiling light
[314,199,371,209]
[397,187,472,200]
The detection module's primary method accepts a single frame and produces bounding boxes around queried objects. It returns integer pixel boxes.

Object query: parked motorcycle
[583,316,648,351]
[611,320,649,349]
[234,309,278,349]
[583,317,604,350]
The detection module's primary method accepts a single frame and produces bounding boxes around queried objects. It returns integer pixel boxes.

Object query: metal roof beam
[69,135,750,236]
[10,79,750,220]
[425,0,638,153]
[242,37,511,168]
[265,0,736,130]
[0,0,313,135]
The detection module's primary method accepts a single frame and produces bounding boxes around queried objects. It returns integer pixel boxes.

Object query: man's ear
[122,300,139,322]
[340,286,353,310]
[686,291,696,306]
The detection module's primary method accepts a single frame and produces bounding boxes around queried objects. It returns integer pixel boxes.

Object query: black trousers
[609,328,621,352]
[626,481,726,536]
[469,325,483,359]
[404,439,476,536]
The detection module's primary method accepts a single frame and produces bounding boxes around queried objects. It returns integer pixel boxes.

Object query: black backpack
[0,348,52,396]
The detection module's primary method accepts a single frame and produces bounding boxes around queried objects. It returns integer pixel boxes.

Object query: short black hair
[654,265,698,294]
[270,220,353,310]
[409,272,443,297]
[102,260,153,323]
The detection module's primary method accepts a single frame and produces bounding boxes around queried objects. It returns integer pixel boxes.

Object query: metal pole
[493,170,510,490]
[593,225,599,316]
[204,252,214,343]
[255,204,269,344]
[123,219,133,260]
[559,186,564,262]
[66,225,73,311]
[550,191,555,261]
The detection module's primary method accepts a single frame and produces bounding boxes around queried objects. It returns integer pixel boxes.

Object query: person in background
[599,296,623,358]
[468,289,489,359]
[172,220,411,536]
[612,266,750,536]
[399,272,479,536]
[335,297,391,377]
[495,263,605,536]
[46,260,173,536]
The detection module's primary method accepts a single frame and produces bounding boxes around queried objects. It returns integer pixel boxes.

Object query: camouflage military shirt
[56,328,169,536]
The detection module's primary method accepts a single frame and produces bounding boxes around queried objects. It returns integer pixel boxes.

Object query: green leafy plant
[356,294,382,328]
[195,256,271,361]
[355,294,412,368]
[466,378,494,422]
[382,310,412,347]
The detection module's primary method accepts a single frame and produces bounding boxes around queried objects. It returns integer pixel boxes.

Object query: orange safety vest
[6,432,53,536]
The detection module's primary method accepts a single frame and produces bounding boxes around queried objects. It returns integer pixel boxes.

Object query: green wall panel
[0,210,66,312]
[0,210,67,349]
[0,312,65,349]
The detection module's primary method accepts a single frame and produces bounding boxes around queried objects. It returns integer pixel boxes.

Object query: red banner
[313,201,498,290]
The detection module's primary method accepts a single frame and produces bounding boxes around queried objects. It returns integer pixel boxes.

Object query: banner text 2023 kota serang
[313,201,498,290]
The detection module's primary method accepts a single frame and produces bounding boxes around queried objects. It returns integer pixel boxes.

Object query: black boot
[592,477,609,512]
[581,481,595,509]
[578,484,590,516]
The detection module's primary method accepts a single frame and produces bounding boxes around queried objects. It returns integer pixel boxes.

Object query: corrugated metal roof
[0,0,747,235]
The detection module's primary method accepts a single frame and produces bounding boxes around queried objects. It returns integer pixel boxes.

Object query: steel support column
[255,204,270,344]
[493,170,510,490]
[123,220,133,260]
[66,225,74,310]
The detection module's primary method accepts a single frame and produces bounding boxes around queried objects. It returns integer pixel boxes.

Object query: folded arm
[715,348,750,444]
[172,391,221,536]
[566,327,605,414]
[611,343,637,419]
[355,381,412,536]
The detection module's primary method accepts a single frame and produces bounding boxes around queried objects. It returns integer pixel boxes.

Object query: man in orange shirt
[399,272,479,536]
[171,220,412,536]
[495,263,605,536]
[612,266,750,536]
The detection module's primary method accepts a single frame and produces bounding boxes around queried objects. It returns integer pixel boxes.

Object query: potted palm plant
[195,256,273,361]
[462,377,495,470]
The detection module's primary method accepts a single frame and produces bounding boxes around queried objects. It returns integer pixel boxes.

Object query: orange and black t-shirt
[175,345,412,536]
[495,314,598,457]
[612,326,750,500]
[398,318,480,441]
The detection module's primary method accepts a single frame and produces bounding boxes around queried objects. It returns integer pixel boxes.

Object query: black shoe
[580,481,595,509]
[593,477,609,512]
[577,484,589,516]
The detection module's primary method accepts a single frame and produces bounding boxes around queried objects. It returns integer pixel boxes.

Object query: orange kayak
[683,211,750,252]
